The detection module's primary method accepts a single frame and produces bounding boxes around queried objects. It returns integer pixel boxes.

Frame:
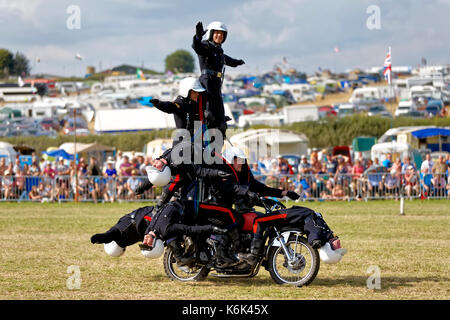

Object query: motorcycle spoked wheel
[267,234,320,287]
[163,248,210,282]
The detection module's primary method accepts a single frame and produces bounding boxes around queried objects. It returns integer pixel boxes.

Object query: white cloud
[2,0,448,76]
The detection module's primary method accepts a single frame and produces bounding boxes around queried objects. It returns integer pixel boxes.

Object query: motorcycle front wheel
[163,248,210,282]
[267,234,320,287]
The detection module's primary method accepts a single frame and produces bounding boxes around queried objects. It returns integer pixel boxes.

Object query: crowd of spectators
[0,149,449,203]
[0,151,158,203]
[252,151,450,200]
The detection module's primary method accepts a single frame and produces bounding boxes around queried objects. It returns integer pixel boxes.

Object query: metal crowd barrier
[253,172,449,201]
[0,173,448,203]
[0,175,163,203]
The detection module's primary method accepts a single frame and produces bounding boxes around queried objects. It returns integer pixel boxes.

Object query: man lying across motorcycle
[90,205,160,258]
[215,147,346,266]
[90,158,228,264]
[90,202,226,263]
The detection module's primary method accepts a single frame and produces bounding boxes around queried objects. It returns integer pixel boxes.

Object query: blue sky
[1,0,449,77]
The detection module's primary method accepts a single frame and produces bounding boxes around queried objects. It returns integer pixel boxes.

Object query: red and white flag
[383,47,392,84]
[334,47,340,53]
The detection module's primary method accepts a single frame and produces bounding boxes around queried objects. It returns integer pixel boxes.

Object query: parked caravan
[0,84,37,102]
[279,104,319,124]
[349,87,382,104]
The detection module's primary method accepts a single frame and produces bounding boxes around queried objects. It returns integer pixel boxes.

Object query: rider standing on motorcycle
[192,21,245,137]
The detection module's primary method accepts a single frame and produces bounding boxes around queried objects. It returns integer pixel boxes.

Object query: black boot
[238,238,264,266]
[90,227,121,244]
[228,227,242,253]
[214,235,239,266]
[167,240,193,267]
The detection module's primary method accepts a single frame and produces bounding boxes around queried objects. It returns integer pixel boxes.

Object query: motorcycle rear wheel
[267,235,320,287]
[163,248,210,282]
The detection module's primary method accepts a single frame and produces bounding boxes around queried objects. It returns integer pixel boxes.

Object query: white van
[395,100,414,117]
[338,103,356,118]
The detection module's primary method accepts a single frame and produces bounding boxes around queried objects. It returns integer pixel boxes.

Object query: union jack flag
[383,47,392,84]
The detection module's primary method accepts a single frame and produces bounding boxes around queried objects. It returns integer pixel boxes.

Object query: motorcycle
[162,197,321,287]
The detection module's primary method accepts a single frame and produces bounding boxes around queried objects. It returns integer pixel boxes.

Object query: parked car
[367,105,388,116]
[39,117,61,131]
[62,117,88,135]
[338,103,356,118]
[64,128,90,136]
[318,105,337,118]
[426,99,444,116]
[402,110,427,118]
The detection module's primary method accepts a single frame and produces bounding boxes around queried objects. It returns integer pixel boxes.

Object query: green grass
[0,200,449,300]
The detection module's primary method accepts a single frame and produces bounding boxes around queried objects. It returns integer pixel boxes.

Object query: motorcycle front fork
[274,227,296,263]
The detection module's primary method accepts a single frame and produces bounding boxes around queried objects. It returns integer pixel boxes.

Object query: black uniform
[152,94,206,146]
[251,206,335,247]
[90,206,155,248]
[147,200,214,241]
[134,144,230,210]
[192,34,244,134]
[208,154,283,214]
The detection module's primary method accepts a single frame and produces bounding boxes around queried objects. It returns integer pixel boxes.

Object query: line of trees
[0,47,195,79]
[0,49,30,79]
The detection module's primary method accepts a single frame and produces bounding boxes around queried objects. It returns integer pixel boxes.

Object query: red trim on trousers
[253,213,287,234]
[199,203,236,223]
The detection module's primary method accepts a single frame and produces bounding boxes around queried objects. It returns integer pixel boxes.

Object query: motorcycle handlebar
[258,197,286,210]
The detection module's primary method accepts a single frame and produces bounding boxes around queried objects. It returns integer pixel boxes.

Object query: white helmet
[140,239,164,259]
[222,146,246,164]
[179,77,205,98]
[319,242,347,264]
[146,165,171,187]
[205,21,228,43]
[104,241,125,257]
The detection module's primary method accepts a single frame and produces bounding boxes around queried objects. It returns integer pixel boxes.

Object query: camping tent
[59,142,115,164]
[352,136,377,152]
[42,149,74,160]
[371,141,422,168]
[59,142,115,155]
[0,141,18,164]
[228,129,309,163]
[143,139,173,158]
[411,128,450,152]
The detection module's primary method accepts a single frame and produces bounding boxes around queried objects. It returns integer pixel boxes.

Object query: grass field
[0,200,449,300]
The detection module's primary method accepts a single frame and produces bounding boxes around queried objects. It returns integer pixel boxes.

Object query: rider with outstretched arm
[192,21,245,137]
